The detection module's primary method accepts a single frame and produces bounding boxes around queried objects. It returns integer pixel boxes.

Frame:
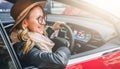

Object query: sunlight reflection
[84,0,120,18]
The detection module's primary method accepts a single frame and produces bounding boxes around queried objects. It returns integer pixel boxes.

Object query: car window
[0,35,15,69]
[49,0,98,18]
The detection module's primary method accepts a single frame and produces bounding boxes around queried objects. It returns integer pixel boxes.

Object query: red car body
[66,51,120,69]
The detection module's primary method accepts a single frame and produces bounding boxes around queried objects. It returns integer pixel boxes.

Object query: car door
[0,22,22,69]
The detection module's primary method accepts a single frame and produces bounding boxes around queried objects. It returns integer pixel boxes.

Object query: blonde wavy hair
[17,20,47,54]
[11,5,47,54]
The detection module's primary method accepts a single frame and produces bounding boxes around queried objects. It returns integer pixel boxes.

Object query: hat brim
[10,1,46,32]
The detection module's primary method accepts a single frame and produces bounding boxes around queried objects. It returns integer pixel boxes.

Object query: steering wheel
[60,23,74,51]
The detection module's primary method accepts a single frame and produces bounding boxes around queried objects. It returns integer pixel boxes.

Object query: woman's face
[25,6,46,34]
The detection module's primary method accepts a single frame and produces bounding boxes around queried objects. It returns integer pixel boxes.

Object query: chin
[38,31,44,34]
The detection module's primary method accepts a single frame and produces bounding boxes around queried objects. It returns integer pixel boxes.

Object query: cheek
[28,24,38,32]
[26,19,45,34]
[27,20,38,31]
[27,22,44,33]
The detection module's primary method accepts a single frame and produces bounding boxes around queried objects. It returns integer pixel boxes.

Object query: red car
[1,0,120,69]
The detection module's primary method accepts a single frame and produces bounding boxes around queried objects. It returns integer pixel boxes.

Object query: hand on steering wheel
[52,21,65,30]
[52,21,75,52]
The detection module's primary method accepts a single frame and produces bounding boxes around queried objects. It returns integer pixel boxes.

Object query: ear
[24,19,29,27]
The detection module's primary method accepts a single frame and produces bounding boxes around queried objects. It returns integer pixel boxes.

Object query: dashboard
[73,30,91,43]
[47,21,105,47]
[67,23,106,53]
[68,23,105,47]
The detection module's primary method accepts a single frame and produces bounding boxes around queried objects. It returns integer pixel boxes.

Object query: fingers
[52,21,65,30]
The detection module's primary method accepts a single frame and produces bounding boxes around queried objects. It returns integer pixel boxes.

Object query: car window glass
[49,0,98,18]
[0,34,16,69]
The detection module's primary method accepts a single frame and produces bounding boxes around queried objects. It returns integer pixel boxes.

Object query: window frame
[0,21,22,69]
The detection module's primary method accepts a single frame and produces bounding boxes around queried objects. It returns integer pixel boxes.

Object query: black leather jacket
[13,27,71,69]
[13,41,70,69]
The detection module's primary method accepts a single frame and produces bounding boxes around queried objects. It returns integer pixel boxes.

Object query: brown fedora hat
[10,0,47,32]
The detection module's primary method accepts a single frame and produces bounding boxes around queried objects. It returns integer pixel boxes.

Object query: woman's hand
[52,21,65,30]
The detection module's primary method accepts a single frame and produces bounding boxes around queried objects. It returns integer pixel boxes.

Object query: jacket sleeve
[27,46,71,68]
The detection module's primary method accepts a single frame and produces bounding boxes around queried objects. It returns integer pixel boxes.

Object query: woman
[10,0,71,69]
